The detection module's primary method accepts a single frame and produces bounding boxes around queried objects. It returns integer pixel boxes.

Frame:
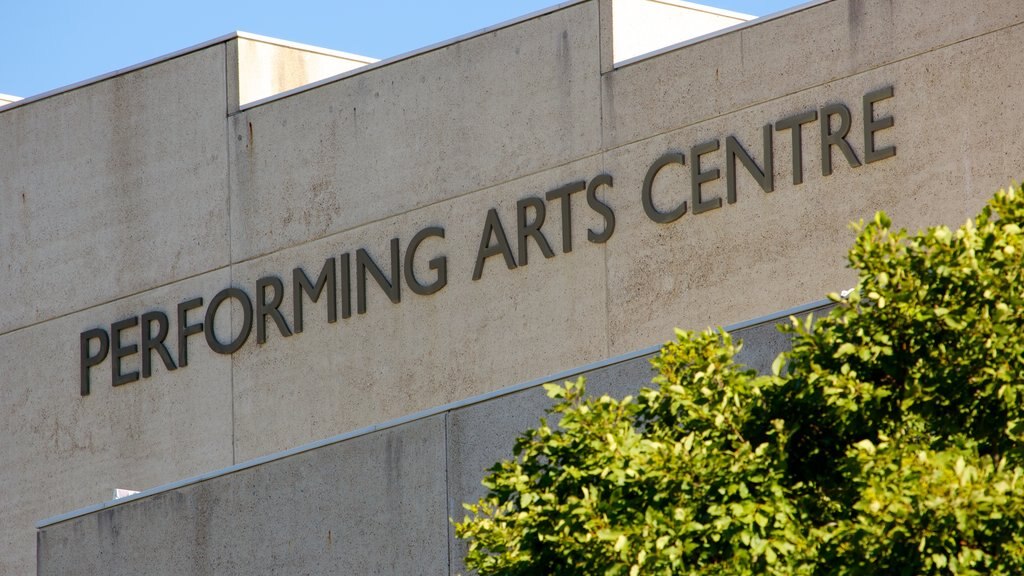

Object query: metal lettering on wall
[78,86,896,396]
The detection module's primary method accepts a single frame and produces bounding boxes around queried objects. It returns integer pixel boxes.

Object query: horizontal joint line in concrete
[225,148,607,266]
[605,15,1024,155]
[10,3,1015,328]
[36,297,832,529]
[0,264,234,339]
[0,145,601,334]
[0,146,602,336]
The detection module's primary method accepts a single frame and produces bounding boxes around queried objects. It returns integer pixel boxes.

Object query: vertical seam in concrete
[597,0,608,152]
[444,411,453,575]
[597,0,611,360]
[223,42,238,467]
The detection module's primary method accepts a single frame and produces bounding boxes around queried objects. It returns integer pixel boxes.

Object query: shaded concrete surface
[38,416,448,576]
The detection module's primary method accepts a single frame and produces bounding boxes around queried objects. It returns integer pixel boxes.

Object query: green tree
[455,185,1024,575]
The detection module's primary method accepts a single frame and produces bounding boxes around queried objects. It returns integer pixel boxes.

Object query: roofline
[233,31,378,64]
[37,297,833,529]
[1,1,589,115]
[1,0,830,114]
[0,30,377,114]
[648,0,754,21]
[237,0,833,111]
[615,0,832,68]
[0,32,241,113]
[237,0,588,111]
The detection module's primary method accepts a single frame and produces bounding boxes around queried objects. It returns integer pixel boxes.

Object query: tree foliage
[454,186,1024,575]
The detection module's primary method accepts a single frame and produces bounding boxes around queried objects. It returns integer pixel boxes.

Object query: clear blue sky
[0,0,806,99]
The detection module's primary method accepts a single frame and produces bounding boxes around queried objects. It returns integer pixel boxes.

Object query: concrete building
[2,0,1021,573]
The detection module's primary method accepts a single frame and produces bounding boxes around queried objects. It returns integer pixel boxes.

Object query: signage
[79,86,895,395]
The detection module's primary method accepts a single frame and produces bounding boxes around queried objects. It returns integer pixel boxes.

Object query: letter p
[80,328,110,396]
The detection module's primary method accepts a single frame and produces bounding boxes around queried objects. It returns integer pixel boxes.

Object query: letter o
[204,287,254,354]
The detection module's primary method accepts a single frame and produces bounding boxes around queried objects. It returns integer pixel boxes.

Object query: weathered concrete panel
[612,0,750,63]
[0,46,230,334]
[601,20,1024,354]
[445,354,656,575]
[228,155,610,461]
[227,1,603,262]
[602,0,1024,149]
[0,269,234,576]
[233,35,375,109]
[20,2,1024,574]
[446,383,558,576]
[36,415,448,576]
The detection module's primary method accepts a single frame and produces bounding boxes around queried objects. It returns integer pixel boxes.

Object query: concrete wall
[612,0,751,62]
[224,0,606,461]
[3,0,1024,573]
[0,45,235,576]
[229,34,376,109]
[0,32,375,575]
[220,0,1024,463]
[36,307,820,576]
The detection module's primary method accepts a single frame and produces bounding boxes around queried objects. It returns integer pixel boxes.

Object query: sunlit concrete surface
[1,0,1023,572]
